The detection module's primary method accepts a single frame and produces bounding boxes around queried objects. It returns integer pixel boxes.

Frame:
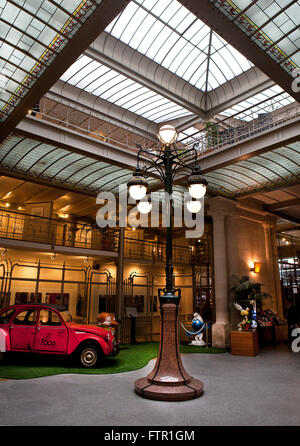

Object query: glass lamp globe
[129,184,147,200]
[187,200,202,214]
[127,168,148,200]
[188,165,208,199]
[137,200,152,214]
[188,183,207,199]
[158,125,177,145]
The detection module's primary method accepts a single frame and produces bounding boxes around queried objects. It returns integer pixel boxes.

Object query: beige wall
[231,211,280,313]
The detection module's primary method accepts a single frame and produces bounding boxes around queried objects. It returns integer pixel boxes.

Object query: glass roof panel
[105,0,253,92]
[210,0,299,75]
[0,0,103,122]
[129,13,156,49]
[60,55,193,123]
[0,134,153,194]
[206,142,300,196]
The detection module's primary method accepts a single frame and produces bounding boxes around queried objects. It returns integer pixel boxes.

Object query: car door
[10,308,38,351]
[34,309,68,353]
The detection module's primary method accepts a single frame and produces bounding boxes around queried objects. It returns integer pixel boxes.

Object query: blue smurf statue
[181,313,207,346]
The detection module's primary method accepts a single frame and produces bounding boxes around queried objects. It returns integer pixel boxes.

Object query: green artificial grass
[0,343,226,380]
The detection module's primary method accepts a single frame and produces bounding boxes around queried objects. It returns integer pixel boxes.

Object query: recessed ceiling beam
[265,198,300,211]
[15,116,146,171]
[269,211,300,225]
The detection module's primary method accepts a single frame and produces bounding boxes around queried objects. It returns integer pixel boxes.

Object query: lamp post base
[134,301,204,402]
[135,376,204,402]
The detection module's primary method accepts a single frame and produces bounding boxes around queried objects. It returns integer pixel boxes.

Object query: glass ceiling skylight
[0,133,158,194]
[105,0,253,92]
[211,0,300,74]
[206,142,300,196]
[60,54,193,123]
[0,0,102,122]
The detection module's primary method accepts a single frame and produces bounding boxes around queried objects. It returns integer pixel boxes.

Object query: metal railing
[123,237,193,264]
[28,97,299,161]
[29,108,143,155]
[0,210,196,264]
[184,102,300,154]
[0,210,118,252]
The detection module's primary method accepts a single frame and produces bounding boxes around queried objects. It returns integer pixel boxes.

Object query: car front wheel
[79,345,100,368]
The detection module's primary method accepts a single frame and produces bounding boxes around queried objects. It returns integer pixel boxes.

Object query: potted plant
[231,274,270,302]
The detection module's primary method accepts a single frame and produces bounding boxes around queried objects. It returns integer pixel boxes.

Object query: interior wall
[0,249,91,320]
[0,247,194,324]
[229,213,279,312]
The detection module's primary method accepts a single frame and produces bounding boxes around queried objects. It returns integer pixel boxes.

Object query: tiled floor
[0,345,299,426]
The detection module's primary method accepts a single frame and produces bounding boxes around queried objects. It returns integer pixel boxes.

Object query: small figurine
[97,312,119,335]
[250,299,257,329]
[233,302,251,331]
[181,313,207,346]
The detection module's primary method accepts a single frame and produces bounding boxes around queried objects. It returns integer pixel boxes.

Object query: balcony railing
[0,210,198,264]
[184,102,300,154]
[28,109,141,155]
[123,237,193,265]
[0,210,118,252]
[30,98,300,157]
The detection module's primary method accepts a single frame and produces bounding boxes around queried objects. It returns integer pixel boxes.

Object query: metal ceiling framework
[0,0,131,142]
[205,142,300,197]
[85,31,271,121]
[56,1,272,123]
[60,53,195,123]
[105,0,253,92]
[0,133,158,196]
[177,0,300,102]
[0,0,299,211]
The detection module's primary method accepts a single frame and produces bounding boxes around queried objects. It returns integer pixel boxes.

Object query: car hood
[68,322,111,339]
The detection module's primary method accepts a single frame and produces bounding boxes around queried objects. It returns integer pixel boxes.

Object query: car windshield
[60,311,72,323]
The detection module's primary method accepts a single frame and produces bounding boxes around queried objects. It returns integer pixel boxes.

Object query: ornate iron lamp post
[128,125,207,401]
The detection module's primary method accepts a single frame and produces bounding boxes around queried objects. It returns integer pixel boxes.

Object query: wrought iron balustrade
[123,236,194,264]
[184,102,300,154]
[0,210,196,263]
[0,210,118,252]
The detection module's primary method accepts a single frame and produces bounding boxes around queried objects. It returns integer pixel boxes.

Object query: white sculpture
[181,312,207,346]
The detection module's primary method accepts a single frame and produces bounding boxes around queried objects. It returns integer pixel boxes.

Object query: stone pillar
[116,227,125,321]
[263,217,283,316]
[226,212,239,279]
[208,197,234,348]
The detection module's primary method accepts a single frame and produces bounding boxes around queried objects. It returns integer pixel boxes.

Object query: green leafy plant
[205,121,218,148]
[230,275,270,308]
